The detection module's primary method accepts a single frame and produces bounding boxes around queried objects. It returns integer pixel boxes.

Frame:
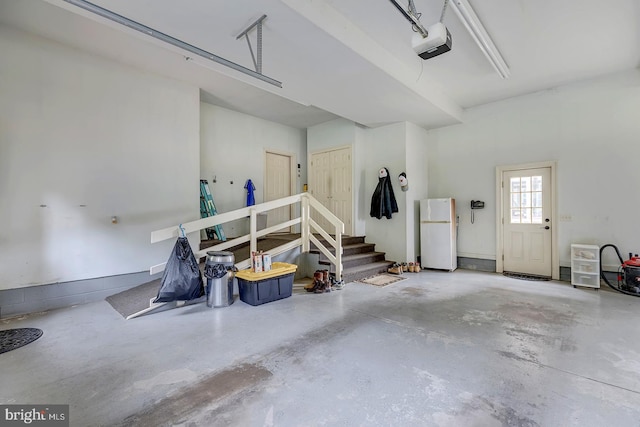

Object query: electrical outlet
[559,215,572,221]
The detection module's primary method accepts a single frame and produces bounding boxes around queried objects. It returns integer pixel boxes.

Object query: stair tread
[310,242,373,252]
[342,261,394,273]
[342,243,374,249]
[313,236,364,244]
[322,251,385,261]
[309,234,393,282]
[314,234,365,239]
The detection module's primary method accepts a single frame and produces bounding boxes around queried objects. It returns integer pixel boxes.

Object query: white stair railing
[150,193,344,280]
[129,193,343,319]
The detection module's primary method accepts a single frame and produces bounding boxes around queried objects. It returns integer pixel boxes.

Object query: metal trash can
[204,251,236,308]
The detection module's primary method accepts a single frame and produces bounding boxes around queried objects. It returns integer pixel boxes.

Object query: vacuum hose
[599,244,640,297]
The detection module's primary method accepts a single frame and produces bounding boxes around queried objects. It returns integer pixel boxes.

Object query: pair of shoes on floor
[332,280,345,290]
[306,279,328,293]
[314,283,329,293]
[387,263,403,275]
[306,269,332,293]
[406,262,421,273]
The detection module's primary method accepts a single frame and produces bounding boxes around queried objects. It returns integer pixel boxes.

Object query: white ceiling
[1,0,639,130]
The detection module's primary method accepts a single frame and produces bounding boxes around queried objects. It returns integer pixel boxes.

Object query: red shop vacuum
[600,244,640,297]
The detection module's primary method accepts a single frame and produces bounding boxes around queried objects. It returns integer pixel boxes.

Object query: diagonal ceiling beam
[60,0,282,87]
[280,0,463,123]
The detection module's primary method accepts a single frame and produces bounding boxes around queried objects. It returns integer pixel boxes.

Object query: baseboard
[0,271,161,319]
[458,260,595,284]
[457,257,496,273]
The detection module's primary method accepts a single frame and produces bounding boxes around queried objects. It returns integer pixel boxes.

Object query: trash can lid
[206,251,234,264]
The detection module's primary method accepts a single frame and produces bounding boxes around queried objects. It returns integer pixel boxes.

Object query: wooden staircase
[201,233,394,283]
[312,236,395,283]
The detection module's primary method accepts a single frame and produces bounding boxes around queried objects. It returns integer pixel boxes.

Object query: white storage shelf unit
[571,244,600,289]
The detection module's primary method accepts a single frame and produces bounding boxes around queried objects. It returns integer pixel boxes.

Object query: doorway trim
[264,149,297,232]
[496,161,559,280]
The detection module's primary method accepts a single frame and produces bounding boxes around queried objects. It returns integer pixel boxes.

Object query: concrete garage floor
[1,270,640,426]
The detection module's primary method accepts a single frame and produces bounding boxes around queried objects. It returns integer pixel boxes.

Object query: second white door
[265,151,292,230]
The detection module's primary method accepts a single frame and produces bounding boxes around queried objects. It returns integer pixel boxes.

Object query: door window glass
[510,176,543,224]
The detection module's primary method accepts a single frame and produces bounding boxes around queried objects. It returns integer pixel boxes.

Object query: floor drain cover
[0,328,43,355]
[503,272,550,281]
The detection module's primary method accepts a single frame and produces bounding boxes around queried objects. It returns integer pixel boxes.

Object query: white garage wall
[307,118,357,154]
[363,122,407,263]
[405,123,429,262]
[354,125,367,236]
[428,70,640,269]
[0,26,201,290]
[200,103,306,237]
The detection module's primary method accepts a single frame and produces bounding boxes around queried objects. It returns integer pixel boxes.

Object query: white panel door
[309,147,352,235]
[329,148,352,235]
[310,151,331,232]
[503,167,552,277]
[265,152,292,230]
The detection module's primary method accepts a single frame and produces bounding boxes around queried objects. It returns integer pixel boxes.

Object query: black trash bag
[204,263,228,279]
[154,237,204,303]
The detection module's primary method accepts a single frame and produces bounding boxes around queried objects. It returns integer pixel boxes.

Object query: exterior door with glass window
[503,167,552,277]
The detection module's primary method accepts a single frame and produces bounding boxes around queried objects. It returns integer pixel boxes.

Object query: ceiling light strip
[62,0,282,87]
[449,0,510,79]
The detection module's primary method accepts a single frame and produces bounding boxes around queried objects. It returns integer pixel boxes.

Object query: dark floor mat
[503,272,550,281]
[0,328,43,354]
[105,280,160,318]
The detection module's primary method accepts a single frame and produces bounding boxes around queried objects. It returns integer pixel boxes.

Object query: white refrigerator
[420,198,457,271]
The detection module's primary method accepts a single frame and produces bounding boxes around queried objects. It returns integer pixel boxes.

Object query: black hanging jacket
[370,167,398,219]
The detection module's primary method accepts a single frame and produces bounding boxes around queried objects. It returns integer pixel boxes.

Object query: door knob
[544,226,550,230]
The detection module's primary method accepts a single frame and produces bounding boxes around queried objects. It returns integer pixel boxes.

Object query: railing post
[250,208,257,255]
[335,223,343,281]
[301,195,310,252]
